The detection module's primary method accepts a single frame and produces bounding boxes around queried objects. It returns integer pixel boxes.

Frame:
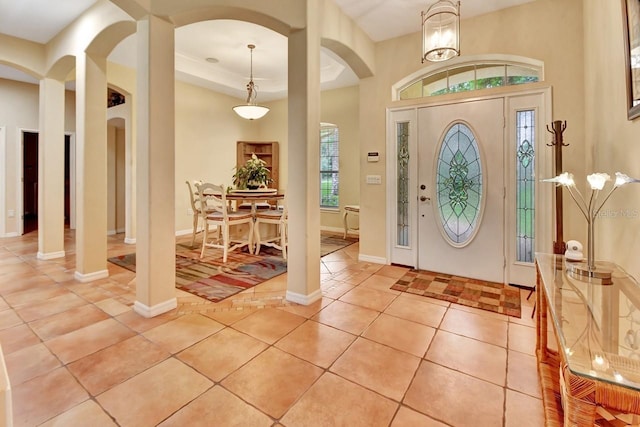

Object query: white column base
[0,343,12,427]
[285,289,322,305]
[37,250,65,260]
[74,269,109,283]
[133,298,177,318]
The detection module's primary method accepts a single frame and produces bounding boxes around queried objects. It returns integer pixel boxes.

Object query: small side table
[343,205,360,238]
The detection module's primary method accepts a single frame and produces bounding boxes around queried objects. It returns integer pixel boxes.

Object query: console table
[535,253,640,426]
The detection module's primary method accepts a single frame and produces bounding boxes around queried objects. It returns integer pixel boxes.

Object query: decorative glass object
[397,122,410,247]
[516,110,535,263]
[436,122,483,246]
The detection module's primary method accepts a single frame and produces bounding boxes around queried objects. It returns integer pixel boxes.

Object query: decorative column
[37,77,66,260]
[133,15,177,317]
[286,0,322,305]
[74,52,109,282]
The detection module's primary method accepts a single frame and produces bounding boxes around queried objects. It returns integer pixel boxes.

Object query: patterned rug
[107,232,358,303]
[390,269,522,318]
[108,246,287,303]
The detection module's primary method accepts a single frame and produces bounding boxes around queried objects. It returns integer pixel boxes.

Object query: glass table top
[536,253,640,391]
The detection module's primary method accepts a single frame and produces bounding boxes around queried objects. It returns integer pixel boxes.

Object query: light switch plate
[366,175,382,184]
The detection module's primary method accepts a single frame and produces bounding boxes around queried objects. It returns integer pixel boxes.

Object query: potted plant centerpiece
[233,153,272,189]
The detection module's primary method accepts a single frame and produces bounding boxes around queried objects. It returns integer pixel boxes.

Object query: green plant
[232,153,272,189]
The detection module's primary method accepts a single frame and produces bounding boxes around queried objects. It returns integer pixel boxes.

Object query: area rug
[390,269,521,318]
[107,232,358,303]
[108,246,286,303]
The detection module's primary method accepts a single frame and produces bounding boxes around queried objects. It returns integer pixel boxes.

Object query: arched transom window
[395,55,543,100]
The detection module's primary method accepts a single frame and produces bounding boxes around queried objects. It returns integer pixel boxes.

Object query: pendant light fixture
[233,44,270,120]
[421,0,460,63]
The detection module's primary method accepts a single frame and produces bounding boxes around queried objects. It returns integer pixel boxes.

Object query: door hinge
[504,257,507,268]
[503,116,506,128]
[504,187,506,199]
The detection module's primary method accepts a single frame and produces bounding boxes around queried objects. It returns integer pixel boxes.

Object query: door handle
[420,196,431,202]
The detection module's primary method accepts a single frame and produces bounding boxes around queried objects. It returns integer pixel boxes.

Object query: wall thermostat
[367,151,379,162]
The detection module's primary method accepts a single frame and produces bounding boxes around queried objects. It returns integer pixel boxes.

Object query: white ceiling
[0,0,535,101]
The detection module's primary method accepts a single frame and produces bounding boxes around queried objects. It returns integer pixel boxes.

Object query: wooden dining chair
[253,201,287,259]
[195,182,254,262]
[185,180,209,247]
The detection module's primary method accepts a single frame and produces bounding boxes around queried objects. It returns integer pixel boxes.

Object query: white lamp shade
[422,1,460,62]
[233,104,270,120]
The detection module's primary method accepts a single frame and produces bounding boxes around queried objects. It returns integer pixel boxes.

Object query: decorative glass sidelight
[436,122,483,245]
[516,110,535,263]
[397,122,410,246]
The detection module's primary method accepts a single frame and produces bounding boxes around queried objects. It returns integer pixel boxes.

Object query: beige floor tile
[312,300,379,335]
[97,358,212,427]
[115,309,177,333]
[94,297,131,316]
[376,265,411,280]
[383,295,448,328]
[4,284,68,308]
[331,337,421,401]
[0,323,40,354]
[29,304,110,340]
[277,297,332,318]
[426,330,506,386]
[12,367,89,427]
[232,307,306,344]
[46,318,136,364]
[404,361,504,427]
[201,307,255,325]
[507,349,542,398]
[439,307,508,347]
[143,313,224,353]
[505,389,545,427]
[0,309,25,331]
[391,406,448,427]
[221,347,323,418]
[15,292,87,322]
[39,399,118,427]
[5,342,60,386]
[508,322,537,355]
[339,286,397,312]
[158,386,273,427]
[67,335,170,395]
[276,319,356,368]
[358,274,402,294]
[321,281,356,299]
[281,372,398,427]
[177,327,268,382]
[363,313,436,357]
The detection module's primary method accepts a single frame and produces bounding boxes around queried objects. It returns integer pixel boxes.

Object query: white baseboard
[37,250,65,260]
[133,298,177,318]
[107,230,116,236]
[358,253,386,264]
[124,237,136,244]
[285,288,322,305]
[74,269,109,283]
[175,228,196,237]
[2,232,18,238]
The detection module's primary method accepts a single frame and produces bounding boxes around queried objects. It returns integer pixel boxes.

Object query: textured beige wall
[584,0,640,279]
[358,0,585,260]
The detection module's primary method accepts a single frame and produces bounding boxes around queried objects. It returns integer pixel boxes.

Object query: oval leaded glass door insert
[436,122,484,246]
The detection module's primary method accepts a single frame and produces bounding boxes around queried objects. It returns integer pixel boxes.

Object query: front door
[417,98,505,283]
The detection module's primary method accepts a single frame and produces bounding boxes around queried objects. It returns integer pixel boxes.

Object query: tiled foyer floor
[0,230,544,426]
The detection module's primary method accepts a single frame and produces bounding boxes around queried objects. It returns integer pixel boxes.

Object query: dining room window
[320,123,339,208]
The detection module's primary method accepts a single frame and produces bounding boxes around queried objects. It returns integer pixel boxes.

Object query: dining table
[225,189,285,215]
